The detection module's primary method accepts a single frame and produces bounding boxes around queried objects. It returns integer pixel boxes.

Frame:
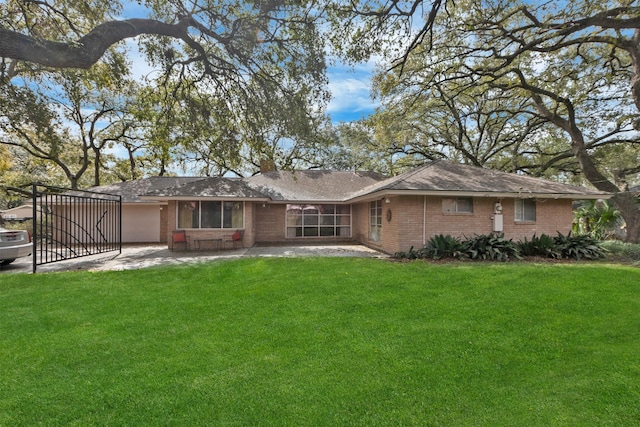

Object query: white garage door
[122,205,161,243]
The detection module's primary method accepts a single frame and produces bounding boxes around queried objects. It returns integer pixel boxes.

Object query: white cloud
[326,59,381,122]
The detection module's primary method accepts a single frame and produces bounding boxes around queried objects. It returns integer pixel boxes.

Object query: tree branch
[0,17,193,69]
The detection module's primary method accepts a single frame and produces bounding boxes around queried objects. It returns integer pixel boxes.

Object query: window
[177,201,243,229]
[369,200,382,242]
[515,199,536,222]
[442,197,473,213]
[286,204,351,238]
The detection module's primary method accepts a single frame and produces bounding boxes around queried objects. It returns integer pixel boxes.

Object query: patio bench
[193,238,222,251]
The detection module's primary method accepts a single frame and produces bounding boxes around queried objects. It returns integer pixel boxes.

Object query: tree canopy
[2,0,640,241]
[366,0,640,242]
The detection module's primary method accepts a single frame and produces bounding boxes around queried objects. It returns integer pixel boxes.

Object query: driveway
[1,244,388,274]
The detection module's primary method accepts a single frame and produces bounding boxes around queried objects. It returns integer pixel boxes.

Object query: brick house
[95,160,606,255]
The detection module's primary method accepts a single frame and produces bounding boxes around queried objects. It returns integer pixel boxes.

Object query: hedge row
[394,233,605,261]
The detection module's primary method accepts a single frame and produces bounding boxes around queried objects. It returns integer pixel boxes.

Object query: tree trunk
[612,192,640,243]
[94,149,101,187]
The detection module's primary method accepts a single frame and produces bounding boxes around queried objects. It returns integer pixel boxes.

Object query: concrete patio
[1,244,388,274]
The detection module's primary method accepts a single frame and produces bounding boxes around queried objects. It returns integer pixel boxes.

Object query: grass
[1,258,639,426]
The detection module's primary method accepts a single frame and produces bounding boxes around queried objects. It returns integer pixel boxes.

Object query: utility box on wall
[493,213,504,232]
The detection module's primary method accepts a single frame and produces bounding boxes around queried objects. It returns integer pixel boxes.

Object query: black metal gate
[32,184,122,273]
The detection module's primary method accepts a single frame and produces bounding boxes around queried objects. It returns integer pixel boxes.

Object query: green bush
[462,233,521,261]
[517,234,561,259]
[394,232,606,262]
[600,241,640,260]
[553,232,605,260]
[422,234,466,260]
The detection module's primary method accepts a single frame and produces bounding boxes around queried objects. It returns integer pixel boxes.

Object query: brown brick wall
[255,203,287,242]
[164,196,574,253]
[356,196,575,255]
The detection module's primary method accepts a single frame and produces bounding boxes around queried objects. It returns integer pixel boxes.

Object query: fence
[32,184,121,273]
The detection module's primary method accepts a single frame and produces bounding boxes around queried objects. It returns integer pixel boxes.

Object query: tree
[0,56,136,189]
[368,0,640,242]
[1,0,333,182]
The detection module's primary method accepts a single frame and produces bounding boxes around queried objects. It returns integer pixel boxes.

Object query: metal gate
[32,184,121,273]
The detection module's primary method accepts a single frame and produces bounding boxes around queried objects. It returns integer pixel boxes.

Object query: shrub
[394,246,424,260]
[600,241,640,261]
[517,234,561,259]
[462,233,520,261]
[422,234,466,260]
[553,232,605,260]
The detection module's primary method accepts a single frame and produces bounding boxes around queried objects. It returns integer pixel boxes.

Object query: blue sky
[326,60,379,123]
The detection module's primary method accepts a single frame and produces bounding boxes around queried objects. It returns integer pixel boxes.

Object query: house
[82,161,610,254]
[81,177,204,243]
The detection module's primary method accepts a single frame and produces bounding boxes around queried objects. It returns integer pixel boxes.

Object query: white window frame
[285,204,351,238]
[515,199,536,222]
[369,200,382,242]
[176,201,244,229]
[442,197,473,214]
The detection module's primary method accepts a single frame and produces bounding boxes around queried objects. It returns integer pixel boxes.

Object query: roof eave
[347,189,612,203]
[140,195,272,202]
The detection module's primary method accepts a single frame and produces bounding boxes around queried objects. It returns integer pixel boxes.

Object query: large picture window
[369,200,382,242]
[515,199,536,222]
[286,204,351,238]
[177,201,243,229]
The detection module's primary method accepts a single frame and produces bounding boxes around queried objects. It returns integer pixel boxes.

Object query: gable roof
[244,170,385,202]
[348,161,610,201]
[86,161,610,204]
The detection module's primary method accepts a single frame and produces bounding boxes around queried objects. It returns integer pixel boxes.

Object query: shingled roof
[348,161,610,201]
[142,177,269,200]
[84,161,609,203]
[244,170,385,202]
[79,177,206,203]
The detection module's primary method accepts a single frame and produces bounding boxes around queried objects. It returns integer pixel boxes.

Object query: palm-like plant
[574,200,623,240]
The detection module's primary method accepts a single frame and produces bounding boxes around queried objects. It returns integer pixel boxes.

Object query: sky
[325,60,379,123]
[119,4,379,124]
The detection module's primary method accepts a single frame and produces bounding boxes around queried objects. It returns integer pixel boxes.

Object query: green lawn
[1,258,639,426]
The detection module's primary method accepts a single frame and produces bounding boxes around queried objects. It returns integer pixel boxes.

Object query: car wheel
[0,259,16,266]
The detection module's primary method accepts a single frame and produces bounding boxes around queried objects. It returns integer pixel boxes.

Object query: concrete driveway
[1,244,388,274]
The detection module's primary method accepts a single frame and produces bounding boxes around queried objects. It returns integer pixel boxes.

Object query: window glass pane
[320,205,335,214]
[287,214,300,227]
[304,214,319,226]
[320,227,335,236]
[223,202,233,228]
[524,199,536,221]
[337,226,351,237]
[201,201,221,228]
[231,202,244,228]
[515,200,523,220]
[178,201,199,228]
[442,198,456,213]
[515,199,536,221]
[336,205,350,214]
[303,227,318,236]
[336,215,350,225]
[457,197,473,213]
[369,200,382,242]
[320,215,335,225]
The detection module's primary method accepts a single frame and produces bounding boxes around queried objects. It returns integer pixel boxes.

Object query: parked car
[0,226,32,266]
